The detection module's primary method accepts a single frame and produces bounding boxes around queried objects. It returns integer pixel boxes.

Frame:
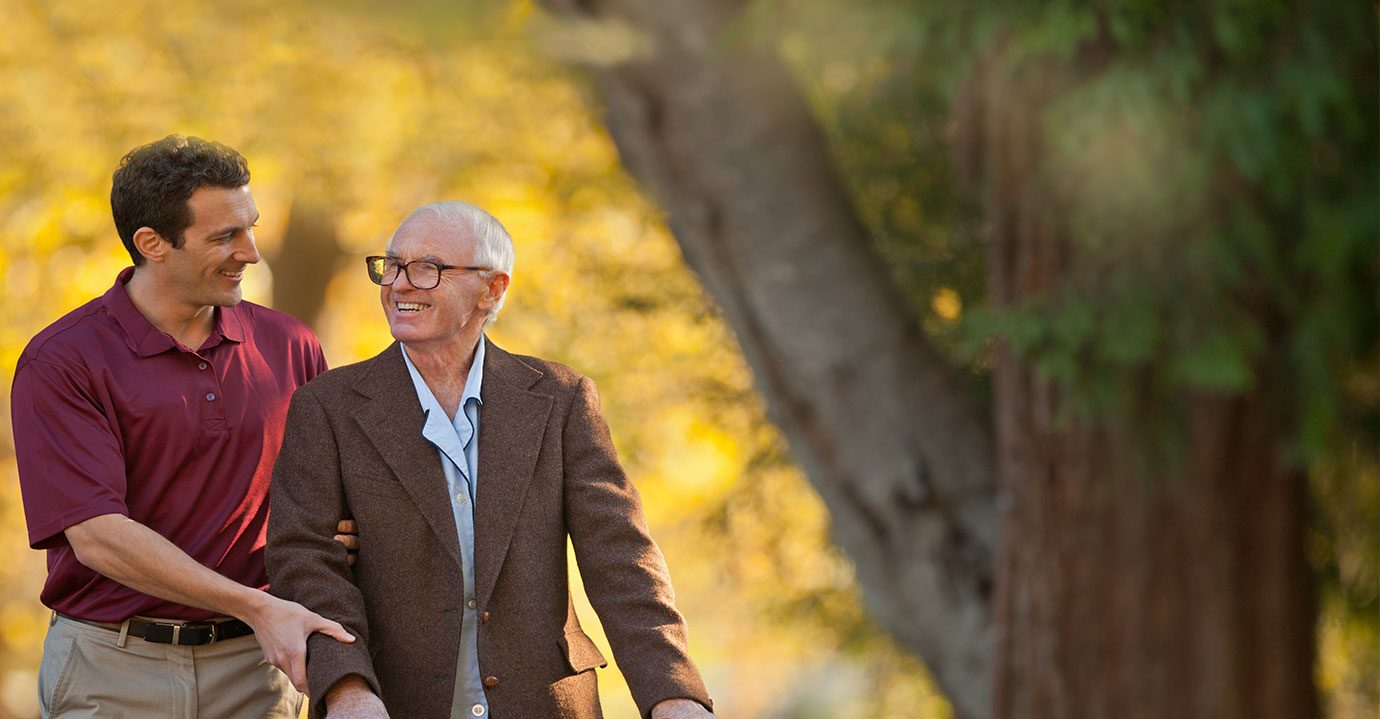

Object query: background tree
[0,2,945,717]
[0,1,1373,718]
[532,1,1378,718]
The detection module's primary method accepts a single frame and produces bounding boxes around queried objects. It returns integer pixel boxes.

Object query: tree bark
[536,1,999,717]
[537,3,1319,719]
[965,48,1318,719]
[270,198,347,331]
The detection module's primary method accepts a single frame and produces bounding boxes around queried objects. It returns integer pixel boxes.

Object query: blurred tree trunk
[536,1,997,717]
[537,2,1318,719]
[966,52,1317,719]
[987,377,1316,719]
[270,198,346,331]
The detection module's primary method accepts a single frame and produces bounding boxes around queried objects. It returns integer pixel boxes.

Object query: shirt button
[205,392,216,401]
[470,704,485,716]
[482,676,498,688]
[467,599,476,609]
[455,492,466,504]
[197,362,208,370]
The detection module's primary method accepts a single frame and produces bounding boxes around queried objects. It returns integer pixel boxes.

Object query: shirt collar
[462,337,485,408]
[400,335,487,418]
[104,267,246,357]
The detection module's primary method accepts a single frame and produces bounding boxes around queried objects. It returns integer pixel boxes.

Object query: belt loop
[116,619,131,648]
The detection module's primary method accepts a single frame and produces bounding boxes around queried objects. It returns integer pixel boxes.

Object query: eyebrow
[385,252,447,263]
[207,213,261,238]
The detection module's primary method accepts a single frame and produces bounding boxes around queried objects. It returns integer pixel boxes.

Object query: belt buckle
[139,620,185,644]
[206,622,218,644]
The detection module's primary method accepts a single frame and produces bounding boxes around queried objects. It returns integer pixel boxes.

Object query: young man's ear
[132,227,170,264]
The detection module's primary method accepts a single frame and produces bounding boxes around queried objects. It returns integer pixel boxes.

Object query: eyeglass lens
[368,258,442,289]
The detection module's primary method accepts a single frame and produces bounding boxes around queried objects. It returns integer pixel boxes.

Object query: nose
[236,229,262,265]
[391,265,417,291]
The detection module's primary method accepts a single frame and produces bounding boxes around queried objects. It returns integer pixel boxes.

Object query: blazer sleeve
[562,375,713,718]
[266,384,382,717]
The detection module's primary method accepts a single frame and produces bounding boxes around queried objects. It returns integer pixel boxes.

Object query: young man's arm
[12,355,351,694]
[64,514,353,694]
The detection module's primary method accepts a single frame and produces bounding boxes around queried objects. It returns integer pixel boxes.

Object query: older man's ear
[482,272,510,308]
[333,519,358,566]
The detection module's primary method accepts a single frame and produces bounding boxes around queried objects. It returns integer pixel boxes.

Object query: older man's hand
[651,698,714,718]
[325,675,389,719]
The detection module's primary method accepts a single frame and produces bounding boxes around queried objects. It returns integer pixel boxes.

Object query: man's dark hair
[110,135,251,265]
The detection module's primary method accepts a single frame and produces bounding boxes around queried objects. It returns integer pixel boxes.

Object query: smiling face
[382,215,504,352]
[161,185,261,309]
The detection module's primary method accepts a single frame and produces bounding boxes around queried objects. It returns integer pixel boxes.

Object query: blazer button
[483,676,499,688]
[481,611,491,623]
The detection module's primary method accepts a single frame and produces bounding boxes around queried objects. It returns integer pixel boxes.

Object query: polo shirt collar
[104,266,246,357]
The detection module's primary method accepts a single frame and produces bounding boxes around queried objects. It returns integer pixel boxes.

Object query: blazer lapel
[474,338,552,608]
[351,343,465,575]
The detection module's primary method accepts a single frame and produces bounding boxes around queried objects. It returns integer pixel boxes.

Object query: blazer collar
[352,339,553,607]
[351,343,465,573]
[472,337,552,607]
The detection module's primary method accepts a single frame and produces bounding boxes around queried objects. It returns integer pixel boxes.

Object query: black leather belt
[62,614,254,646]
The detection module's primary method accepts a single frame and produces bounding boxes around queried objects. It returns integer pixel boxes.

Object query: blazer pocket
[558,630,609,674]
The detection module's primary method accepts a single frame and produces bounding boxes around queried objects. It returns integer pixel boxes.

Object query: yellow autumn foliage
[0,2,944,718]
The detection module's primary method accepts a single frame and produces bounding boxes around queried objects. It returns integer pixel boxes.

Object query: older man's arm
[562,376,714,719]
[267,385,385,717]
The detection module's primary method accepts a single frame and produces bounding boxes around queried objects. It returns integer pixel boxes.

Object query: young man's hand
[245,592,355,694]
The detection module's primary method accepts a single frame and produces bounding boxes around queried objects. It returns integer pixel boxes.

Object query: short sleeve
[11,357,130,549]
[308,336,328,377]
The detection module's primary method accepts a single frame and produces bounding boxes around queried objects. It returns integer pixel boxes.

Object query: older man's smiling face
[381,216,495,351]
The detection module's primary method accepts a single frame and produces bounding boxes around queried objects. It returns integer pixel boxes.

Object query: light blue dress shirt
[401,339,490,719]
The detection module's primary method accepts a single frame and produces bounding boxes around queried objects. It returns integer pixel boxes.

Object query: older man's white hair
[402,201,515,328]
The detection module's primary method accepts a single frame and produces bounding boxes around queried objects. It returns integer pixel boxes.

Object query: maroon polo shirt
[11,267,327,622]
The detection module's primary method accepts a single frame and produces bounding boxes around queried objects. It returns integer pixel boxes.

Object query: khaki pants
[38,614,303,719]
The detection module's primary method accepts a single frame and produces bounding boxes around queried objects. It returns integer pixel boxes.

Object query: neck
[404,331,483,417]
[124,267,217,350]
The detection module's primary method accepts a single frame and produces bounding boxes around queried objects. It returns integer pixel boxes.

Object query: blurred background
[0,1,1373,718]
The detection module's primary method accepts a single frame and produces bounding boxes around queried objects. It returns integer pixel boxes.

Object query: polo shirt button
[470,704,485,716]
[482,676,498,688]
[197,362,207,370]
[467,598,476,609]
[205,392,216,401]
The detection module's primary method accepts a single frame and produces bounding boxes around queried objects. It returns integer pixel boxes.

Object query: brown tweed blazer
[266,339,710,719]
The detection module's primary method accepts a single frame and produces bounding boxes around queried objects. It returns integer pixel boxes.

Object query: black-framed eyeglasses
[365,256,491,290]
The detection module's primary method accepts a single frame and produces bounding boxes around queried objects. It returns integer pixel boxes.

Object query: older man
[267,202,713,719]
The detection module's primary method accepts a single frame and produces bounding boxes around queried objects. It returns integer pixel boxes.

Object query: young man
[12,135,352,718]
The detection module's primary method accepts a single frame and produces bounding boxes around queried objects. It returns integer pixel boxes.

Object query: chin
[388,326,426,345]
[214,290,244,307]
[194,290,242,308]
